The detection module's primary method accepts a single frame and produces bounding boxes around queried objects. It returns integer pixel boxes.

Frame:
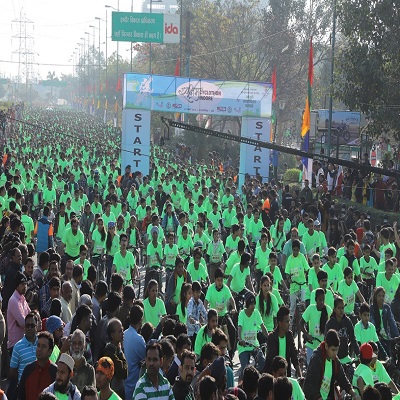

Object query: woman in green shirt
[143,279,167,327]
[176,283,193,324]
[256,275,278,332]
[194,308,218,357]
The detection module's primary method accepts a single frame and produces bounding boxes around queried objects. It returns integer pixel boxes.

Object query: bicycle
[239,341,268,375]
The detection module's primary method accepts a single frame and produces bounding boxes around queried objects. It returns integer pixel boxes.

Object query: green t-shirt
[302,230,322,257]
[206,240,225,263]
[302,303,333,349]
[147,242,163,267]
[370,359,391,385]
[337,279,359,314]
[106,234,120,257]
[113,250,135,283]
[187,260,208,283]
[285,253,309,294]
[354,321,379,345]
[163,244,179,269]
[225,235,239,255]
[237,308,263,354]
[352,363,374,395]
[143,297,167,327]
[306,267,320,300]
[91,229,106,255]
[62,228,85,257]
[97,391,121,400]
[222,208,236,228]
[55,391,69,400]
[173,275,185,303]
[263,265,283,289]
[229,263,250,293]
[177,235,194,258]
[74,258,91,280]
[248,219,263,243]
[254,246,271,271]
[208,211,221,229]
[102,212,116,227]
[205,283,232,316]
[380,242,396,261]
[278,335,286,358]
[194,324,212,356]
[376,272,400,303]
[256,293,278,331]
[289,377,305,400]
[359,256,378,279]
[339,255,360,276]
[176,304,187,324]
[322,262,344,292]
[21,214,34,239]
[310,288,334,310]
[320,359,332,400]
[135,205,147,222]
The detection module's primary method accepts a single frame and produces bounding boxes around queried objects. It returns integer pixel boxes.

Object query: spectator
[172,349,196,400]
[70,265,83,315]
[18,331,57,400]
[60,281,73,323]
[2,247,23,310]
[42,353,81,400]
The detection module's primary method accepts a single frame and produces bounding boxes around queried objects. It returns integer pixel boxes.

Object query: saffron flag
[116,78,122,92]
[301,38,313,138]
[271,66,277,103]
[301,38,314,182]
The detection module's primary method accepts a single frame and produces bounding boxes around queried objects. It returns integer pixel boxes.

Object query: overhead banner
[121,109,151,176]
[239,118,271,188]
[112,12,180,44]
[123,74,272,118]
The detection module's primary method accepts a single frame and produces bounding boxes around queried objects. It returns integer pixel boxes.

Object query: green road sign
[112,12,164,43]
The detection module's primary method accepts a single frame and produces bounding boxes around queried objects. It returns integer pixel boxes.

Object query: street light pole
[95,17,102,99]
[327,0,337,158]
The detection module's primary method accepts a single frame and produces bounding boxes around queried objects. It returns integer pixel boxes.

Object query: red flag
[174,57,181,76]
[301,37,313,137]
[116,78,122,92]
[271,66,277,103]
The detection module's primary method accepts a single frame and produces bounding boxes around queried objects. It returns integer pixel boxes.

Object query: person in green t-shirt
[338,267,365,315]
[187,248,210,287]
[322,247,344,293]
[376,258,400,304]
[272,356,305,400]
[96,356,122,400]
[194,308,218,356]
[352,343,375,397]
[354,303,380,347]
[112,234,137,285]
[145,226,163,290]
[143,279,167,327]
[301,288,332,363]
[368,340,399,394]
[285,239,310,317]
[256,275,278,331]
[206,230,226,283]
[237,292,269,378]
[226,252,254,299]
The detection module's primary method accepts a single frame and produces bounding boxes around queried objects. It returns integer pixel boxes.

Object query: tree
[335,0,400,140]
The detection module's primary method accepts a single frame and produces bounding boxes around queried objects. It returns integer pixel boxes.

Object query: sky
[0,0,148,81]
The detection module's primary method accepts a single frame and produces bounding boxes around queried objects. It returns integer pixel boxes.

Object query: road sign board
[111,12,180,44]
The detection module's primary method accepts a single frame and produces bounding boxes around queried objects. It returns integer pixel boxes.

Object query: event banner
[121,109,151,176]
[239,117,271,189]
[123,74,272,118]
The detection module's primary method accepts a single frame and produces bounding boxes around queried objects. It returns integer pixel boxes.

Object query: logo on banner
[176,81,223,106]
[163,14,180,44]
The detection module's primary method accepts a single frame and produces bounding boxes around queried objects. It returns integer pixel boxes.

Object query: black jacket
[304,343,352,400]
[325,315,359,360]
[172,376,195,400]
[263,328,299,377]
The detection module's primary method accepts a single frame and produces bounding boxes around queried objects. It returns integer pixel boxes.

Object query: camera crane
[160,116,400,179]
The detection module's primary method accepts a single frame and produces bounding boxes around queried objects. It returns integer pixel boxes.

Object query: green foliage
[282,168,301,184]
[335,0,400,140]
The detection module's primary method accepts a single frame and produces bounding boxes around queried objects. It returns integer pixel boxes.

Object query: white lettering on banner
[239,117,270,188]
[121,109,150,175]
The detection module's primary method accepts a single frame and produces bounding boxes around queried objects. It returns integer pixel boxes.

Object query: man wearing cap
[352,343,375,397]
[172,349,196,400]
[70,329,95,393]
[42,353,81,400]
[18,331,57,400]
[46,315,68,363]
[95,357,121,400]
[7,271,31,352]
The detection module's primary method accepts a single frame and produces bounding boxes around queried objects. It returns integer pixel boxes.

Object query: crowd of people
[0,107,400,400]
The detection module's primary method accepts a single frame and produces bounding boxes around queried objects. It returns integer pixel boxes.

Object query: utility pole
[185,11,192,78]
[327,0,337,158]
